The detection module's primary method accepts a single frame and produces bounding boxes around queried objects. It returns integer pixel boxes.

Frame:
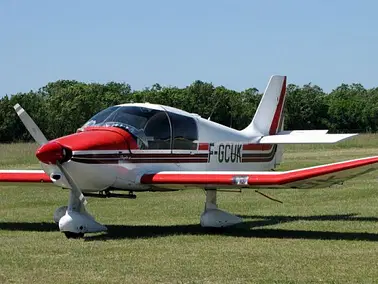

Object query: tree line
[0,79,377,142]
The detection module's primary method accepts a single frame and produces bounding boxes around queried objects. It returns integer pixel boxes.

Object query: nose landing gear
[57,191,107,239]
[64,232,84,239]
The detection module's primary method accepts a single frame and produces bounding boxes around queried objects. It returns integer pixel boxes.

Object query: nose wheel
[58,192,107,238]
[13,103,106,239]
[64,232,84,239]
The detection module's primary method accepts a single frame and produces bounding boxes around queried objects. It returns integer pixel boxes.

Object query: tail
[240,75,356,167]
[241,75,287,136]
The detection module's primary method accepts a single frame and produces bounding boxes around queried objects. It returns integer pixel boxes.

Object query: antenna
[207,95,222,121]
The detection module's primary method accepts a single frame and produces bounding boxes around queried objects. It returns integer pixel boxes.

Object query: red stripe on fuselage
[198,143,209,151]
[242,144,273,151]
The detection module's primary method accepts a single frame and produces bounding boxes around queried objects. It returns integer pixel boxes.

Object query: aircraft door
[167,111,198,152]
[142,110,172,150]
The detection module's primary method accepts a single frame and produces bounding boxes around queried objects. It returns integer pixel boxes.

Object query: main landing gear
[200,189,243,227]
[54,189,241,238]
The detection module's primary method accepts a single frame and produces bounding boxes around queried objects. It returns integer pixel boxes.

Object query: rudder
[241,75,287,136]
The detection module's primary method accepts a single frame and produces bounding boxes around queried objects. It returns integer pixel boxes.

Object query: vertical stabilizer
[241,75,287,136]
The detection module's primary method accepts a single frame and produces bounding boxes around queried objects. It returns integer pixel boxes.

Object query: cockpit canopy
[81,105,198,150]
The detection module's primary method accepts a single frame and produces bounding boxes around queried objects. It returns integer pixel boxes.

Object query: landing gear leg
[200,189,243,228]
[58,191,107,238]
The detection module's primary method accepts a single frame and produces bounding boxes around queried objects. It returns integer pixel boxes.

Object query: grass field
[1,134,378,283]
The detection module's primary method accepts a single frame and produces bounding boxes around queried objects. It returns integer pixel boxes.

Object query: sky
[1,0,377,96]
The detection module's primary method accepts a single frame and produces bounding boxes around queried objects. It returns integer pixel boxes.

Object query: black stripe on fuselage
[71,146,278,164]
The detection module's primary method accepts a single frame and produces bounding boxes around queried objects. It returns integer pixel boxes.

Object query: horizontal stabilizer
[277,130,328,135]
[258,133,357,144]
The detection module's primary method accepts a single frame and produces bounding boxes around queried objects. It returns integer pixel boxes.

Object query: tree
[1,78,376,143]
[327,84,369,132]
[285,83,329,130]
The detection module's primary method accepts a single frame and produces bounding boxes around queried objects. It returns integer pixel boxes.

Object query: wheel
[64,232,84,239]
[53,205,68,224]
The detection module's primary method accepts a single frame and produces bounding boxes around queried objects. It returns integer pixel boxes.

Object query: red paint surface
[36,126,138,164]
[141,156,378,185]
[198,143,209,151]
[0,172,51,183]
[36,141,65,164]
[242,144,273,151]
[269,76,287,135]
[54,127,138,151]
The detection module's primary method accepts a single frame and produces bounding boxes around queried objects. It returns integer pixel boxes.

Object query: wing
[0,170,51,184]
[140,156,378,189]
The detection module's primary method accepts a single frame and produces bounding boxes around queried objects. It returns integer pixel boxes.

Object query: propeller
[56,162,87,205]
[13,104,87,205]
[14,104,48,145]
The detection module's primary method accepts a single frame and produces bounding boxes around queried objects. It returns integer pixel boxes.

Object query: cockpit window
[81,106,170,149]
[81,106,198,150]
[82,106,120,128]
[168,112,198,150]
[143,112,171,149]
[103,107,153,129]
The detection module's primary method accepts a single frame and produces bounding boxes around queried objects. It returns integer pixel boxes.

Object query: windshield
[81,106,164,147]
[82,106,120,127]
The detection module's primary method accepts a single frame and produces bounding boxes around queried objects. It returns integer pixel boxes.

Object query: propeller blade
[14,104,87,206]
[13,104,87,206]
[57,162,88,206]
[14,104,48,145]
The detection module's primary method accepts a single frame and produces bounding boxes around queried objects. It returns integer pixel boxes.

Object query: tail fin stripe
[241,75,287,136]
[268,76,286,135]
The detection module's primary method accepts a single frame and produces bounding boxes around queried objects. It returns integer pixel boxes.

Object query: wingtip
[344,133,359,138]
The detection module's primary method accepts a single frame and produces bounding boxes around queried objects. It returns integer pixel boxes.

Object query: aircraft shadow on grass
[2,213,378,242]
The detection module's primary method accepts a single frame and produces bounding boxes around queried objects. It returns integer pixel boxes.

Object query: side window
[168,112,198,150]
[143,112,171,149]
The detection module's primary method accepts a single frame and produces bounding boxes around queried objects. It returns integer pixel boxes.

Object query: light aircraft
[1,75,378,239]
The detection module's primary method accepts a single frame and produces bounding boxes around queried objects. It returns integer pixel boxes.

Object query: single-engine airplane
[1,75,378,238]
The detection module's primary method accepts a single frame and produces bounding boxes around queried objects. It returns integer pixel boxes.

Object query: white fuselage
[41,104,281,192]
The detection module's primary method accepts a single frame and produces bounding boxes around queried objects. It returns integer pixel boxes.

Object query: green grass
[1,134,378,283]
